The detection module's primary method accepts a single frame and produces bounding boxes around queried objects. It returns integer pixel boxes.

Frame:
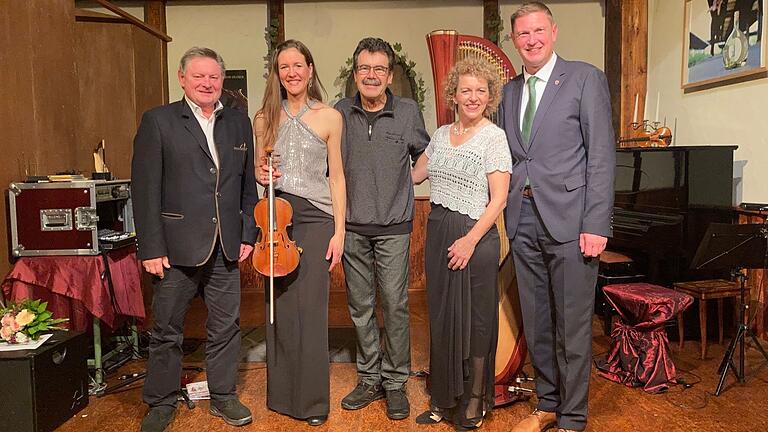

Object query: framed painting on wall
[682,0,767,92]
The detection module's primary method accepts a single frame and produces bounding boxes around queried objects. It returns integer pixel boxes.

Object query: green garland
[486,8,504,45]
[334,42,427,112]
[262,18,280,79]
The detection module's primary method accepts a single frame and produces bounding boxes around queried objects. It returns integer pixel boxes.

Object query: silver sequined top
[274,100,333,215]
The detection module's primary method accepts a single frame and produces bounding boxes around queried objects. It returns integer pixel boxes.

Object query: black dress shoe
[385,388,410,420]
[306,415,328,426]
[209,398,253,427]
[140,405,176,432]
[341,381,385,410]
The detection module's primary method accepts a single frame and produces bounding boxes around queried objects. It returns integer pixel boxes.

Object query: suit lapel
[528,58,567,152]
[213,110,230,167]
[179,99,215,163]
[508,76,526,153]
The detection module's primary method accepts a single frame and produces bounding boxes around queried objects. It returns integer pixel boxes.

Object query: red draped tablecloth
[2,247,145,332]
[596,283,693,393]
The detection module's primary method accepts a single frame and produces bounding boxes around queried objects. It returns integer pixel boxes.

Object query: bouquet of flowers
[0,299,68,344]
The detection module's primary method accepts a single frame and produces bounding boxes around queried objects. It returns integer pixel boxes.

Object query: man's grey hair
[179,47,226,74]
[510,1,555,32]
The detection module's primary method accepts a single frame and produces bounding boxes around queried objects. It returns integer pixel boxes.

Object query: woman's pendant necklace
[451,122,475,136]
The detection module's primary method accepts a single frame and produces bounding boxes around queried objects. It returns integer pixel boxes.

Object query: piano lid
[615,145,738,214]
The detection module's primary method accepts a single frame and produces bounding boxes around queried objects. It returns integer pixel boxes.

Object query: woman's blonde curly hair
[443,57,502,117]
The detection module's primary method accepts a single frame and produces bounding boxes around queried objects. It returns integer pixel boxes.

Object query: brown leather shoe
[511,409,557,432]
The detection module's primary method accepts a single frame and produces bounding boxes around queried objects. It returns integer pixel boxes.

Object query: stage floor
[56,291,768,432]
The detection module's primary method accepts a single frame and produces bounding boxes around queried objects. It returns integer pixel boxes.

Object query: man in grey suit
[132,47,258,432]
[500,3,615,432]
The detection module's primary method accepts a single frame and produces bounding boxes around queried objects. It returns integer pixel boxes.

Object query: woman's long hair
[257,40,326,152]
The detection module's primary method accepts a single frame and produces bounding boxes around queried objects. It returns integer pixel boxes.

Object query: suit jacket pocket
[564,173,586,191]
[161,212,184,220]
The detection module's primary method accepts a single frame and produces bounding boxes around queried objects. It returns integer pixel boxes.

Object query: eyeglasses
[356,65,390,76]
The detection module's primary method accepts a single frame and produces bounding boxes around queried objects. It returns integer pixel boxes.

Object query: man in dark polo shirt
[334,37,429,421]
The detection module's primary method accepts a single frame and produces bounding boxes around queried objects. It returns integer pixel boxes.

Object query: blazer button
[212,217,218,223]
[210,167,216,174]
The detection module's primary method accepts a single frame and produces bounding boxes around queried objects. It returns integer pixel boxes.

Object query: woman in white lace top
[412,58,511,430]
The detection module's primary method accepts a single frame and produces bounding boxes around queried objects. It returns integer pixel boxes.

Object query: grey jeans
[343,231,411,390]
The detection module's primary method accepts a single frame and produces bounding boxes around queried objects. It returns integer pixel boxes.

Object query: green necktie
[521,76,539,147]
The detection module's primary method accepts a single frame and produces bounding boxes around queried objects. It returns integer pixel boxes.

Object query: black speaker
[0,331,89,432]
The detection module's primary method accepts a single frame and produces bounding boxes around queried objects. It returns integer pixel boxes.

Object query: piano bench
[672,279,741,360]
[600,250,634,264]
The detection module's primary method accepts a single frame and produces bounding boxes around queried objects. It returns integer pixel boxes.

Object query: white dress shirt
[186,97,224,167]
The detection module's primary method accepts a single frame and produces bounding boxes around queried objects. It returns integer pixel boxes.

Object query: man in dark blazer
[132,47,258,432]
[500,3,615,432]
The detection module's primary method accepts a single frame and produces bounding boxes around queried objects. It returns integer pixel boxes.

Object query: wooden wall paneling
[0,1,81,276]
[27,2,82,174]
[132,26,166,133]
[74,21,138,179]
[605,0,647,142]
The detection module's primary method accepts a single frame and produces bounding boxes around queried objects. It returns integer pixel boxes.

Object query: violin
[252,148,301,323]
[618,126,673,148]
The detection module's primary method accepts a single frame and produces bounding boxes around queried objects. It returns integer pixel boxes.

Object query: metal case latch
[75,207,99,231]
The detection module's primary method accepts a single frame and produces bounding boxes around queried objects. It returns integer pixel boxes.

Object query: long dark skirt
[425,204,500,426]
[266,192,332,419]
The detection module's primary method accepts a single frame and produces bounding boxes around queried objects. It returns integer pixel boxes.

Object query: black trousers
[142,242,242,407]
[511,197,597,431]
[266,193,332,419]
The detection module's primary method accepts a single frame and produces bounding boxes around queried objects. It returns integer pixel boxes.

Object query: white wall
[499,0,605,72]
[285,0,484,133]
[166,3,269,117]
[160,1,605,127]
[647,0,768,203]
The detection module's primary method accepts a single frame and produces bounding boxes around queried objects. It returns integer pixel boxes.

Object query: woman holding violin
[253,39,346,426]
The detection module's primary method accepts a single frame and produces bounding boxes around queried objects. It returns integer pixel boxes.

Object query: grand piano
[609,145,738,285]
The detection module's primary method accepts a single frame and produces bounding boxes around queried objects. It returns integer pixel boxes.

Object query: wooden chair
[673,279,742,360]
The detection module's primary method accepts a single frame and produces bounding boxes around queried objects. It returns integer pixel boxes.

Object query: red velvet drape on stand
[596,283,693,393]
[2,247,145,332]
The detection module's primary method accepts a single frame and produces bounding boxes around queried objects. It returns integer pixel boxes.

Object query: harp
[426,30,528,407]
[426,30,516,127]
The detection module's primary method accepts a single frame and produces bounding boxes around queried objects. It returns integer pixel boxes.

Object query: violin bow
[267,151,275,325]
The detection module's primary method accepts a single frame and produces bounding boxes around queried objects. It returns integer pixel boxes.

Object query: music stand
[690,222,768,396]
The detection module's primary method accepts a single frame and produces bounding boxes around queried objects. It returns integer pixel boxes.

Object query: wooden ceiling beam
[483,0,501,45]
[267,0,285,46]
[144,0,169,104]
[92,0,171,42]
[605,0,647,143]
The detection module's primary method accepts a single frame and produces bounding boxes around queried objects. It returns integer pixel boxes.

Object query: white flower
[15,309,36,327]
[14,332,29,344]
